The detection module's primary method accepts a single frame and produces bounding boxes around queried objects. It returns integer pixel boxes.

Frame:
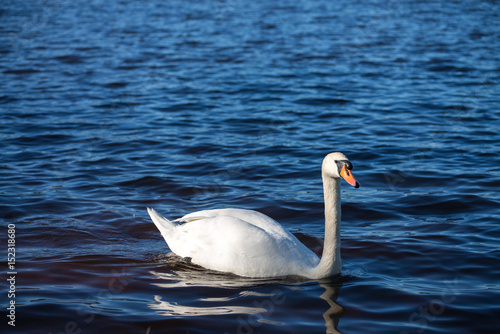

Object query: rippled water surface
[1,0,500,333]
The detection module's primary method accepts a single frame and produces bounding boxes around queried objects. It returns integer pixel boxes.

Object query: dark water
[1,0,500,333]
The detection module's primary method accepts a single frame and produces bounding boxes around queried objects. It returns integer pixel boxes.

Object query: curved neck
[311,172,342,279]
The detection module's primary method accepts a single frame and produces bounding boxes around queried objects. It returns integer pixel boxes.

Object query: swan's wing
[168,208,319,277]
[179,208,295,241]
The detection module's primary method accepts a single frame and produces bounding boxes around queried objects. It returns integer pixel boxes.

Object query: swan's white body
[147,152,359,279]
[147,208,320,277]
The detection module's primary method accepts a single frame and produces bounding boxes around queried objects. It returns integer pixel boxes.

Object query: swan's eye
[336,160,353,171]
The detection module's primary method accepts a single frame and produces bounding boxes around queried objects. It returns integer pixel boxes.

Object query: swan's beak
[340,166,360,188]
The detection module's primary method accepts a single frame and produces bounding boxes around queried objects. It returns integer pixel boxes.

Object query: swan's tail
[147,207,176,243]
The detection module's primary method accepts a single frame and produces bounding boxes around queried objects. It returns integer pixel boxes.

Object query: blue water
[1,0,500,333]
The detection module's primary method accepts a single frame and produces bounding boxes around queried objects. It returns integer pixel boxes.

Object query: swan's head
[322,152,360,188]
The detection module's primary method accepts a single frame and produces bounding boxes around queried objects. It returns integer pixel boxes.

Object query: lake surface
[1,0,500,333]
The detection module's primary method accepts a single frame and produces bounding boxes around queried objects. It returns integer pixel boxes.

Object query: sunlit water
[1,0,499,333]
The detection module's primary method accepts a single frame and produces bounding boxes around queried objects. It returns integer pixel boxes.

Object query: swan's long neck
[311,172,342,278]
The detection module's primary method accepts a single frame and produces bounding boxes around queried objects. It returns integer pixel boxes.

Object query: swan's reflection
[148,253,345,333]
[149,294,267,317]
[319,282,344,334]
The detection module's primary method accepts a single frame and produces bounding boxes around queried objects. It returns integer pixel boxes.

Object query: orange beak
[340,165,360,188]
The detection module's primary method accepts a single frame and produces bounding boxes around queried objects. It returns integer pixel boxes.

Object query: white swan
[147,152,359,279]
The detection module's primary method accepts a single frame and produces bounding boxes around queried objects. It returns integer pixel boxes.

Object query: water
[1,0,500,333]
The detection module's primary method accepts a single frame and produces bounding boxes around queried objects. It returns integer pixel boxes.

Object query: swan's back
[181,208,292,239]
[148,208,319,277]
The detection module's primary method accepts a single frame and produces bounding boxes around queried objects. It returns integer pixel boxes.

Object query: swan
[147,152,359,279]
